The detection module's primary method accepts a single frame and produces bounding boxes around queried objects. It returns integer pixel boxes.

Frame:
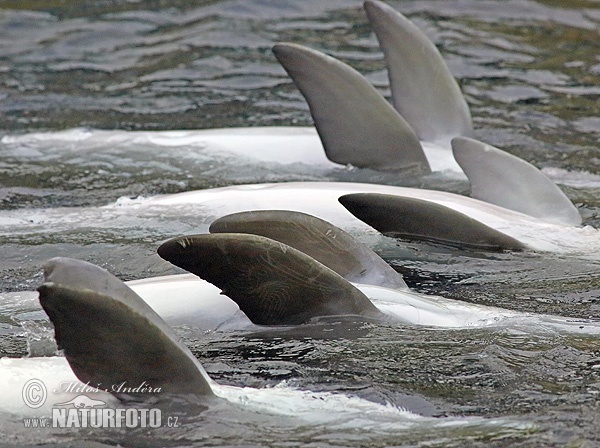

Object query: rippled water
[1,0,600,446]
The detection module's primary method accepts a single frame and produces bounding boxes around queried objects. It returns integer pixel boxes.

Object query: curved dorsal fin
[272,42,430,173]
[364,0,472,144]
[38,257,214,399]
[452,137,581,226]
[339,193,526,251]
[209,210,407,290]
[158,233,383,325]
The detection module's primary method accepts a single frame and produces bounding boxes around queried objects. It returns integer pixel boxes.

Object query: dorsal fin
[272,42,430,173]
[364,0,472,144]
[339,193,526,251]
[209,210,407,290]
[38,257,214,399]
[158,233,383,325]
[452,137,581,226]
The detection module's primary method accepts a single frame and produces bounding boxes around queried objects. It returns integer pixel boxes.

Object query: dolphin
[271,42,428,173]
[125,181,593,254]
[157,229,600,333]
[452,137,581,225]
[38,257,215,399]
[0,0,434,174]
[1,209,412,342]
[271,40,579,222]
[208,209,408,290]
[2,256,533,442]
[0,178,593,255]
[5,210,598,340]
[0,1,466,175]
[338,194,526,252]
[363,0,473,147]
[333,139,582,249]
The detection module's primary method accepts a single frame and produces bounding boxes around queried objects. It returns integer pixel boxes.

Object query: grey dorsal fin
[339,193,526,251]
[272,42,430,173]
[364,0,472,144]
[157,233,383,325]
[209,210,407,290]
[38,257,214,399]
[452,137,581,226]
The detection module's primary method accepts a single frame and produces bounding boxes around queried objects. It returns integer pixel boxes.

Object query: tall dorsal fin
[339,193,526,251]
[158,233,383,325]
[364,0,473,144]
[272,42,430,173]
[38,257,214,399]
[452,137,581,226]
[209,210,407,290]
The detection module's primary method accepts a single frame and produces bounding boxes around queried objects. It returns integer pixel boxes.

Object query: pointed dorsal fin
[364,0,472,144]
[158,233,383,325]
[209,210,407,290]
[272,42,430,173]
[452,137,581,226]
[38,257,214,399]
[339,193,526,251]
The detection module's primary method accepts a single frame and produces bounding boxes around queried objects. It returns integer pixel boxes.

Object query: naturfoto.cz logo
[21,379,179,429]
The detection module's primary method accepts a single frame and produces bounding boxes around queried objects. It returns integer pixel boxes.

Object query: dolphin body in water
[0,258,432,439]
[0,175,594,257]
[107,179,594,255]
[0,235,596,431]
[0,0,466,175]
[0,211,523,337]
[1,255,536,445]
[1,213,596,439]
[4,211,599,343]
[4,235,600,413]
[269,0,472,175]
[270,40,580,224]
[156,211,600,334]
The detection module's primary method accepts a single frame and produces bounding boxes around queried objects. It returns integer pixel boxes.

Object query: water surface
[0,0,600,446]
